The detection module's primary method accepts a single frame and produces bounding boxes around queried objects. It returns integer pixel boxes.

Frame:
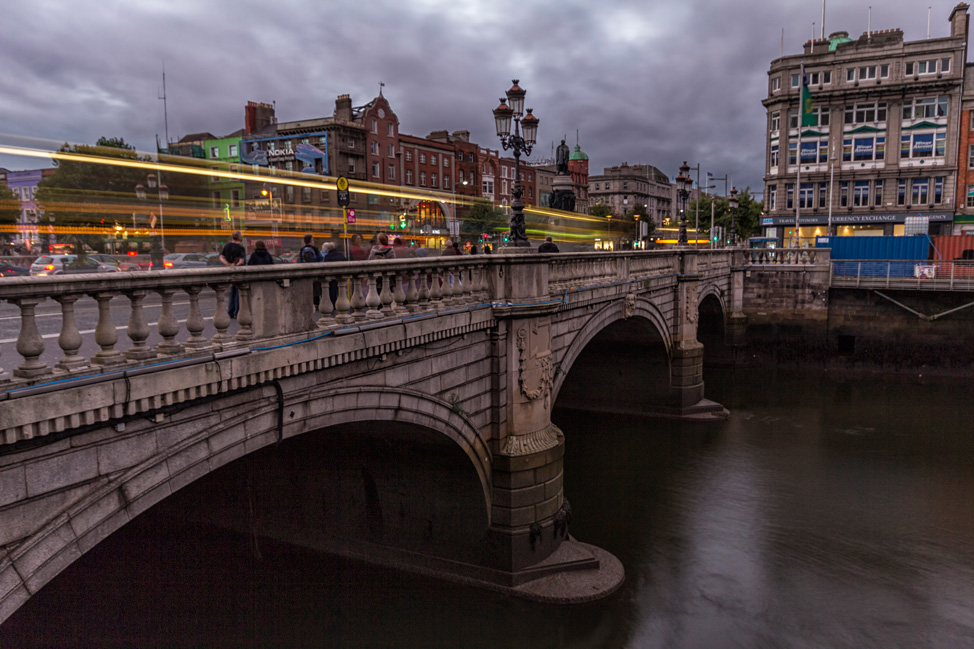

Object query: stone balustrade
[745,247,829,266]
[0,257,493,390]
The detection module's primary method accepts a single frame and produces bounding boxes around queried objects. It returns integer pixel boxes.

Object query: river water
[4,367,974,648]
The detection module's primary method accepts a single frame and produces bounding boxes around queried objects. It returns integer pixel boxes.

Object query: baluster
[318,271,336,329]
[210,283,232,346]
[379,270,396,316]
[443,266,457,306]
[11,297,50,378]
[124,290,154,360]
[155,288,184,355]
[394,270,409,315]
[478,262,490,301]
[335,275,354,324]
[365,274,382,319]
[404,269,420,313]
[460,265,473,304]
[430,266,443,306]
[54,294,89,371]
[235,283,254,341]
[418,267,431,309]
[183,285,209,350]
[91,292,125,366]
[351,273,368,320]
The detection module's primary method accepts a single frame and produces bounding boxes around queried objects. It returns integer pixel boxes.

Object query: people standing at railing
[368,232,394,260]
[392,237,414,258]
[442,239,462,256]
[538,236,560,253]
[219,230,246,319]
[247,240,275,266]
[298,234,323,308]
[349,233,369,261]
[321,242,346,310]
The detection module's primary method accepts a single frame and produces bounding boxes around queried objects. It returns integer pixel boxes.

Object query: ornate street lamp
[728,187,739,247]
[676,161,692,246]
[492,80,539,246]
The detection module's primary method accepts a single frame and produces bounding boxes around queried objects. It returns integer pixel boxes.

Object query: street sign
[347,208,356,224]
[336,176,350,207]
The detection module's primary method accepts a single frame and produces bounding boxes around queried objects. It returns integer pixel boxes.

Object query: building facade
[763,4,970,245]
[589,162,673,226]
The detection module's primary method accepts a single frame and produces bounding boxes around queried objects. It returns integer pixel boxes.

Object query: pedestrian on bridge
[220,231,246,318]
[538,236,560,253]
[247,240,275,266]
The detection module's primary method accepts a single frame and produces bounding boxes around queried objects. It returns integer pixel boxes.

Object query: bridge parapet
[745,247,830,266]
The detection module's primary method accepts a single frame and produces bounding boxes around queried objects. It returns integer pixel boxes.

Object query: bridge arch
[2,385,492,622]
[552,296,673,405]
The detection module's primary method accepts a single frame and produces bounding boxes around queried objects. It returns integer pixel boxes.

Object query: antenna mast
[159,63,170,147]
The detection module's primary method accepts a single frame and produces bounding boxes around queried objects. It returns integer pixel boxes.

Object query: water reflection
[4,368,974,647]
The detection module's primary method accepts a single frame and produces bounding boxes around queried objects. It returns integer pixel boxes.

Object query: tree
[35,137,146,257]
[460,200,507,244]
[688,187,763,244]
[590,203,613,218]
[625,203,656,242]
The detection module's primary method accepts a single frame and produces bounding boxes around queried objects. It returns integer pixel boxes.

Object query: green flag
[800,79,816,127]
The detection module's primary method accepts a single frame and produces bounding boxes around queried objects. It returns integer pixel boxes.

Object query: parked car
[89,253,143,272]
[0,260,30,277]
[158,253,210,269]
[30,255,120,276]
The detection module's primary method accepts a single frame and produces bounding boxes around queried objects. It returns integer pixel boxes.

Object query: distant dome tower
[568,144,590,213]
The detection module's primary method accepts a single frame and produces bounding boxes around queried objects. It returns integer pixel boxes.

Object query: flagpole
[795,63,803,249]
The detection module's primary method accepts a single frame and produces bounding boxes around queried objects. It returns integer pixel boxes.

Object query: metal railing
[830,259,974,291]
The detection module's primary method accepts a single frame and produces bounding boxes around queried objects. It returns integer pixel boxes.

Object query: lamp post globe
[492,79,537,247]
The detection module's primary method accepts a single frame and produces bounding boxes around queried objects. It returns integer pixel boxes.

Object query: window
[969,144,974,169]
[789,138,828,165]
[852,181,870,206]
[387,123,394,136]
[771,77,781,92]
[230,189,240,208]
[967,185,974,208]
[468,153,475,163]
[371,119,377,133]
[902,96,948,120]
[842,135,885,162]
[431,173,438,188]
[372,161,380,178]
[443,157,449,168]
[911,178,929,204]
[806,106,830,127]
[406,169,413,185]
[210,146,219,157]
[844,102,887,124]
[900,130,946,158]
[840,181,849,206]
[370,141,378,155]
[210,166,220,181]
[819,182,828,208]
[285,186,294,203]
[405,150,412,162]
[302,187,312,203]
[847,65,888,82]
[348,159,356,174]
[874,180,883,206]
[623,182,629,190]
[789,108,799,129]
[321,189,330,202]
[319,136,327,144]
[808,70,832,85]
[420,171,426,186]
[444,175,450,188]
[768,185,777,210]
[605,182,610,190]
[791,73,800,88]
[898,179,907,205]
[502,179,508,195]
[431,155,437,166]
[934,177,944,203]
[388,164,396,180]
[388,144,395,157]
[770,111,780,132]
[501,167,507,178]
[228,144,237,157]
[483,179,494,195]
[786,183,794,209]
[419,153,426,164]
[347,138,355,149]
[799,183,814,208]
[942,58,951,73]
[594,182,600,190]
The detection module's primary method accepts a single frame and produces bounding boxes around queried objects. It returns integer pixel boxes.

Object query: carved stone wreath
[623,293,636,319]
[517,326,554,406]
[685,284,699,324]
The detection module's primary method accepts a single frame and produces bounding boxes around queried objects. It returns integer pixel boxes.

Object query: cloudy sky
[2,0,970,195]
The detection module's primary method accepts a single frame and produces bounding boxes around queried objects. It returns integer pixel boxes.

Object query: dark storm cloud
[1,0,969,195]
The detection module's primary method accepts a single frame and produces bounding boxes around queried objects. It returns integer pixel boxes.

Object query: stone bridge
[0,249,743,621]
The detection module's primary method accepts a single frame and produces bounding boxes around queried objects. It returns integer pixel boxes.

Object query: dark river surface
[4,366,974,648]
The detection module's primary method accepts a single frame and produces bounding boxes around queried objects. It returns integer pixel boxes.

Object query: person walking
[349,233,369,261]
[368,232,394,259]
[219,230,246,318]
[298,234,323,308]
[247,240,275,265]
[441,239,462,256]
[538,236,560,253]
